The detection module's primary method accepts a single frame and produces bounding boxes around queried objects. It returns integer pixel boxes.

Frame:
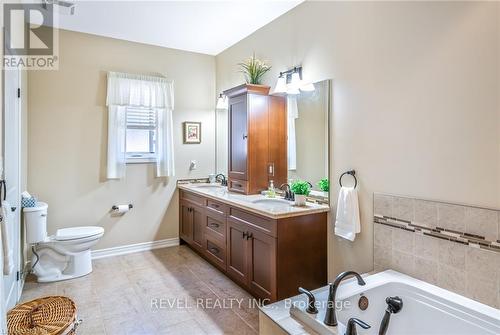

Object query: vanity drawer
[229,207,277,237]
[228,179,248,194]
[180,190,206,206]
[204,237,226,271]
[205,214,226,241]
[206,199,228,216]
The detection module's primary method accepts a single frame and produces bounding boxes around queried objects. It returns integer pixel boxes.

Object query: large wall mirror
[216,79,331,202]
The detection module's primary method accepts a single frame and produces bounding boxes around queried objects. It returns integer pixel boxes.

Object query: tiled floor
[20,246,260,335]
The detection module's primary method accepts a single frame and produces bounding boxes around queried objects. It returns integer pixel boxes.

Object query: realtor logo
[3,3,59,69]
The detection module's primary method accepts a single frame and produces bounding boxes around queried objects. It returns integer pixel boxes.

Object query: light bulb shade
[216,94,227,109]
[300,82,315,92]
[286,86,300,95]
[290,72,302,88]
[273,76,287,94]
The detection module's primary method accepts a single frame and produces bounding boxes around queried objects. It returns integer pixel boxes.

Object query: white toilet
[24,202,104,283]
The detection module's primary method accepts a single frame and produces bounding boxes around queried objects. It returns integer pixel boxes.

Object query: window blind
[126,107,156,130]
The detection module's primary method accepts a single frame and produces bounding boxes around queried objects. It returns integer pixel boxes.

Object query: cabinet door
[247,227,276,302]
[180,202,193,243]
[192,204,204,250]
[226,218,249,286]
[228,95,248,180]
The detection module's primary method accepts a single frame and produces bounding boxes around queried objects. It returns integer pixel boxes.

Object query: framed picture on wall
[183,121,201,144]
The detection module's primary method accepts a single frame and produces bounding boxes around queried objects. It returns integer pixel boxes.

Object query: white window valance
[106,71,175,179]
[106,71,174,110]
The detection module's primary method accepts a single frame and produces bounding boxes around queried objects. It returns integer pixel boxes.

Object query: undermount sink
[251,198,292,208]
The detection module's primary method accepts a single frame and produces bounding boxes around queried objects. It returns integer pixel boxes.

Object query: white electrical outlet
[190,160,197,170]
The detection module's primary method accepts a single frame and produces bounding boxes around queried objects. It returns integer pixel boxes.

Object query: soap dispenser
[267,180,276,198]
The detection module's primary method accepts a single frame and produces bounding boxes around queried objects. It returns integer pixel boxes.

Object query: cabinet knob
[209,247,219,254]
[242,134,248,140]
[209,222,220,228]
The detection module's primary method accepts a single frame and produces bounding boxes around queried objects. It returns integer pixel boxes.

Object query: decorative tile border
[374,214,500,254]
[373,193,500,309]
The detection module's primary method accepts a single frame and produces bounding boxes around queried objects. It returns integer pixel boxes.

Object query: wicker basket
[7,296,80,335]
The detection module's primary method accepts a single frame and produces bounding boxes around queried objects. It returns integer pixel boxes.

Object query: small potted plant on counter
[318,178,329,197]
[291,180,311,207]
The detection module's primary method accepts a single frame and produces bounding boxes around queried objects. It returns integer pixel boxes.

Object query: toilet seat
[54,226,104,241]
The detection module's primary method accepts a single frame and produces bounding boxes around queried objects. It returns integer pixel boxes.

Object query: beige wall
[216,1,500,278]
[28,29,216,249]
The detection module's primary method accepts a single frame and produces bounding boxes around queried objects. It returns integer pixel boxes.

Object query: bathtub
[290,270,500,335]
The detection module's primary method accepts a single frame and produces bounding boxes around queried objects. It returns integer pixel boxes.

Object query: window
[125,107,157,163]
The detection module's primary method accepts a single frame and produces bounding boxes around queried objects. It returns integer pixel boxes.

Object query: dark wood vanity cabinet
[227,218,249,286]
[224,84,287,194]
[179,189,328,302]
[179,202,193,244]
[228,94,248,182]
[247,226,277,300]
[180,201,204,250]
[227,217,277,300]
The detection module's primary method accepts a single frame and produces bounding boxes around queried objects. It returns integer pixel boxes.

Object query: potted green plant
[291,180,311,206]
[318,178,329,195]
[238,54,271,85]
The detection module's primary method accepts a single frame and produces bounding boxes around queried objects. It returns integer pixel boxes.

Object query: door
[179,201,193,243]
[228,95,248,180]
[247,227,276,302]
[3,68,22,310]
[191,204,204,250]
[226,218,248,286]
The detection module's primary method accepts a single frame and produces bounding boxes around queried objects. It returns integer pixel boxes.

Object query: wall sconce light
[216,93,228,109]
[274,75,287,94]
[272,66,315,95]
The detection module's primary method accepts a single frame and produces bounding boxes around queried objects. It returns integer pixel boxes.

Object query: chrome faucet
[324,271,366,326]
[279,183,294,201]
[215,174,228,186]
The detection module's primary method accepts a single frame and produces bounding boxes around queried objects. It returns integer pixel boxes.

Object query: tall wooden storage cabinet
[224,84,287,195]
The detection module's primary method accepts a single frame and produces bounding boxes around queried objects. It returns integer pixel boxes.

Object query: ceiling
[40,0,303,55]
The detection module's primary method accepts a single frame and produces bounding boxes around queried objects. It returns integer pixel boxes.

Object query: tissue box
[21,197,37,208]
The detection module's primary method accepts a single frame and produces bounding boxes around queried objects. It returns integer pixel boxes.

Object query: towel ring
[339,170,357,188]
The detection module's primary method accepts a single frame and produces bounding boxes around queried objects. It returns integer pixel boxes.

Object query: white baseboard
[92,238,180,259]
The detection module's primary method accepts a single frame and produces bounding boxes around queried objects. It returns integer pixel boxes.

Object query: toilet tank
[23,202,48,244]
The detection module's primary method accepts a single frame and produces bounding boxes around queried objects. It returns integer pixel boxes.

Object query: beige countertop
[178,182,330,220]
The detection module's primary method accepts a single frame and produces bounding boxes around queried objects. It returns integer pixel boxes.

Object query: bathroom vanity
[224,84,287,194]
[178,183,329,302]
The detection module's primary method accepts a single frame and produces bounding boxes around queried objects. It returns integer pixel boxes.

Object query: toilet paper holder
[112,204,133,211]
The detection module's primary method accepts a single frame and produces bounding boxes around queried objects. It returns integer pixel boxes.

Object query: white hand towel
[334,187,361,241]
[0,201,14,275]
